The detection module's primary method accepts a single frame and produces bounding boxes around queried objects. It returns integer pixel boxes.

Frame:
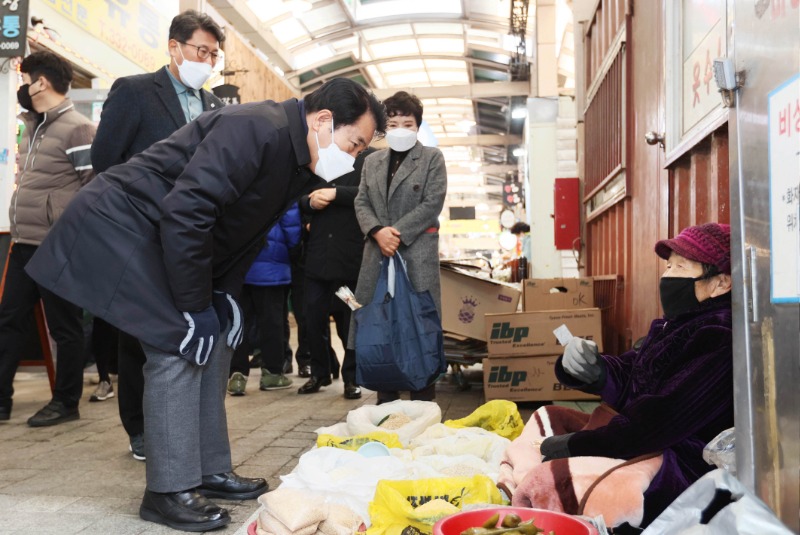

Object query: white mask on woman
[315,119,355,182]
[175,46,212,90]
[385,128,418,152]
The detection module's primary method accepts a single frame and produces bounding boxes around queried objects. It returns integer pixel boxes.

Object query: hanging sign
[0,0,28,57]
[212,84,241,106]
[768,73,800,303]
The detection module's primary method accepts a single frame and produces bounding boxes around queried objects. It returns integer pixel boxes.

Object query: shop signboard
[212,84,241,106]
[767,73,800,303]
[44,0,172,72]
[0,0,28,57]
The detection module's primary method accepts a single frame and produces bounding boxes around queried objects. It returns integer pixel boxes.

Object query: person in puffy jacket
[227,203,302,394]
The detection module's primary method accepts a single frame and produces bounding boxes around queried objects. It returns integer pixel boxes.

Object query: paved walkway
[0,360,491,534]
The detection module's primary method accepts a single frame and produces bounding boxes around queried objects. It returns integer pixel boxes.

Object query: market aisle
[0,325,488,534]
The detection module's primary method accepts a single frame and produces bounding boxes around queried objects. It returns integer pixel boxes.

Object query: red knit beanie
[655,223,731,274]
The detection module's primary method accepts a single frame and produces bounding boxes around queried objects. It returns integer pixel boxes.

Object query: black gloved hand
[540,432,575,461]
[179,306,219,365]
[212,291,244,350]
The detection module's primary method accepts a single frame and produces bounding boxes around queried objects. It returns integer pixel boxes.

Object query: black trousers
[117,330,145,438]
[0,243,84,409]
[230,284,289,376]
[305,277,356,384]
[91,317,118,381]
[290,256,310,367]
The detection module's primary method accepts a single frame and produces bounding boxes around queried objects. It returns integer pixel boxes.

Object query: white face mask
[385,127,418,152]
[175,45,212,90]
[314,119,356,182]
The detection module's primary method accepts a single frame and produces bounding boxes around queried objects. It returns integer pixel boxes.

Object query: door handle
[644,131,665,149]
[747,245,759,324]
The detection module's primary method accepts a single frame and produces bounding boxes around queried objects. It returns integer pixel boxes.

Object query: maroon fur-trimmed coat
[555,292,733,526]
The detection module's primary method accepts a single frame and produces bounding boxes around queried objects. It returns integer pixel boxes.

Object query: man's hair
[169,10,225,44]
[510,222,530,235]
[384,91,423,128]
[305,78,386,135]
[20,51,73,95]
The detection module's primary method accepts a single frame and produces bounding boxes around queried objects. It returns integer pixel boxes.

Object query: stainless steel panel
[730,1,800,531]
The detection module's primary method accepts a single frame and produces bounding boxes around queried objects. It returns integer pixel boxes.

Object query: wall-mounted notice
[768,73,800,303]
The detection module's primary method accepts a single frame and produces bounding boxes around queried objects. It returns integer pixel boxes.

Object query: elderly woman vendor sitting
[500,223,734,530]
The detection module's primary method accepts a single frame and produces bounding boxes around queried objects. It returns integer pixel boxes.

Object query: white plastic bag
[703,427,736,476]
[641,469,793,534]
[315,400,441,446]
[409,424,511,470]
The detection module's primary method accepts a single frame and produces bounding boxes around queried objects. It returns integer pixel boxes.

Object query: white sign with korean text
[768,74,800,303]
[682,18,725,135]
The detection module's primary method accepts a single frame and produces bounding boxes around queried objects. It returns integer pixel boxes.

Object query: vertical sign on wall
[0,0,28,56]
[768,73,800,303]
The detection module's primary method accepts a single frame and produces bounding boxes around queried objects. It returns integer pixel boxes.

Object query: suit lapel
[388,142,421,201]
[374,149,392,204]
[200,90,219,112]
[154,67,187,130]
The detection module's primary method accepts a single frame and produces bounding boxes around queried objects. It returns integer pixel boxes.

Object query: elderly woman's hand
[374,226,401,256]
[562,338,603,383]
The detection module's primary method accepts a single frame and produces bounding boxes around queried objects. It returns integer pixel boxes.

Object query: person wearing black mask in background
[0,51,95,426]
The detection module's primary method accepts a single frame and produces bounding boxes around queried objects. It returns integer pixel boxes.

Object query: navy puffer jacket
[244,203,301,286]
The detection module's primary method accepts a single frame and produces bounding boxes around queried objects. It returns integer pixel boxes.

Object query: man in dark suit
[90,10,224,462]
[27,77,385,532]
[297,148,375,399]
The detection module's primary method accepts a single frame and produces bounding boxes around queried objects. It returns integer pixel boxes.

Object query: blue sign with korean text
[0,0,28,57]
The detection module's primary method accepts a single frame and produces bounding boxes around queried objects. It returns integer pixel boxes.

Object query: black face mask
[659,276,707,319]
[17,81,43,112]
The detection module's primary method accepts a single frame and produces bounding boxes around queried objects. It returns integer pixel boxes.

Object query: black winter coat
[26,98,320,354]
[300,148,374,281]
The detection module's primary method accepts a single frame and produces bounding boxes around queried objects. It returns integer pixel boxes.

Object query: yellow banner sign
[42,0,171,71]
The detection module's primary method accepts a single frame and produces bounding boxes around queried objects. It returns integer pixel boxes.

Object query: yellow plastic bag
[367,475,503,535]
[316,431,403,450]
[443,400,524,440]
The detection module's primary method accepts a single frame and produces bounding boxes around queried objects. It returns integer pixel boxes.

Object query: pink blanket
[498,405,663,528]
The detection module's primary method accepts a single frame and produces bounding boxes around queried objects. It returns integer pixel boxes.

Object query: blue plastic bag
[354,254,446,392]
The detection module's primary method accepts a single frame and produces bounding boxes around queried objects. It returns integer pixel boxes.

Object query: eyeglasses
[179,42,223,63]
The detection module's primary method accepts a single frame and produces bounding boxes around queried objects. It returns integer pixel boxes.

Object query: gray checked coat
[349,141,447,347]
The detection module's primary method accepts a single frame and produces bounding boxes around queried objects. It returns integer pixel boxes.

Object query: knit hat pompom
[655,223,731,274]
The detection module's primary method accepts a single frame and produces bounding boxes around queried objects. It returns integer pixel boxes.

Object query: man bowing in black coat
[26,77,386,532]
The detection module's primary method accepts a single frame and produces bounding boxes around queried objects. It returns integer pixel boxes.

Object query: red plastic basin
[433,506,598,535]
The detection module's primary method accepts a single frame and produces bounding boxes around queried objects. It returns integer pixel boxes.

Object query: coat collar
[154,66,187,130]
[281,98,311,168]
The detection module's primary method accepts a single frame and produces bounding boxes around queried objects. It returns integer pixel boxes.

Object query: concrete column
[526,97,562,278]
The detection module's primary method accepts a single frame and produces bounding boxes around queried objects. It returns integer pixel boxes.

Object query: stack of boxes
[482,277,602,402]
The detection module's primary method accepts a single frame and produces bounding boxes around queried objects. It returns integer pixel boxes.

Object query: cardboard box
[523,277,594,311]
[483,355,600,402]
[485,308,603,356]
[440,266,521,341]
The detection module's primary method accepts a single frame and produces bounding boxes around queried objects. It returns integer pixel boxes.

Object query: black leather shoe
[0,406,9,421]
[297,375,332,394]
[139,489,230,532]
[298,365,312,378]
[197,471,268,500]
[344,383,362,400]
[27,401,79,427]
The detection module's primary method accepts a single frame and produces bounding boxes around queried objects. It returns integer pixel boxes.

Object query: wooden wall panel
[221,30,298,103]
[668,126,731,234]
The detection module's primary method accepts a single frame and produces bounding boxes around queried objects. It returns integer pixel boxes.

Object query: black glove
[562,338,603,383]
[212,291,244,350]
[179,306,219,365]
[540,433,574,461]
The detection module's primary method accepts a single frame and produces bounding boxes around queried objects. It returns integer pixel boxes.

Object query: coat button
[413,184,421,191]
[328,234,333,238]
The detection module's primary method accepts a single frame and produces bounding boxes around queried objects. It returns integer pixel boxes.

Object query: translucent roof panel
[300,4,349,33]
[428,71,470,84]
[360,24,414,41]
[413,23,464,35]
[369,40,420,59]
[354,0,461,21]
[417,38,465,55]
[271,18,309,43]
[378,59,426,73]
[246,0,288,22]
[292,46,335,70]
[385,71,430,86]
